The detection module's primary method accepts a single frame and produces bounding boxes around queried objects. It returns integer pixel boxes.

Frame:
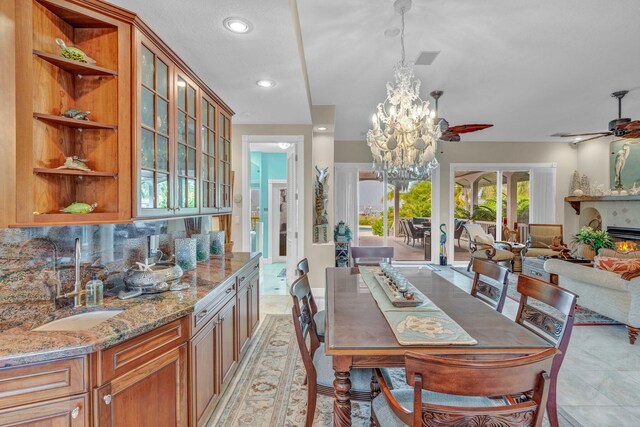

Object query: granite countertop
[0,252,260,368]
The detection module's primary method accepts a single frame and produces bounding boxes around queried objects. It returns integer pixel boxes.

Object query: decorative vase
[175,238,197,271]
[194,234,210,261]
[210,231,225,255]
[577,243,596,260]
[158,233,173,257]
[123,237,148,269]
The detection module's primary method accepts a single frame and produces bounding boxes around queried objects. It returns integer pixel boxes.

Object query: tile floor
[259,262,640,427]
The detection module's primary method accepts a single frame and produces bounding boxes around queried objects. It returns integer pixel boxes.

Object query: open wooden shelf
[565,195,640,214]
[33,50,118,76]
[33,113,117,130]
[33,168,118,178]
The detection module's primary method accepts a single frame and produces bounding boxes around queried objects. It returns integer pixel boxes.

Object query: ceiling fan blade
[551,131,612,137]
[577,134,613,144]
[622,130,640,139]
[447,124,493,135]
[622,120,640,132]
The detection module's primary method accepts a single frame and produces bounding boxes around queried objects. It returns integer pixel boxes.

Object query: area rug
[207,314,581,427]
[450,266,620,326]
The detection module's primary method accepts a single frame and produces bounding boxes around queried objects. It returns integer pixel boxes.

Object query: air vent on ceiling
[414,51,440,66]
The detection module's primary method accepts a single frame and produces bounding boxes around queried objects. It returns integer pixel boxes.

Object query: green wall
[249,151,287,257]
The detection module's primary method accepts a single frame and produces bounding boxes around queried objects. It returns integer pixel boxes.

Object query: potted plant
[572,226,614,260]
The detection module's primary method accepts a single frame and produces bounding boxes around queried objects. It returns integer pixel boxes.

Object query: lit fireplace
[617,241,638,252]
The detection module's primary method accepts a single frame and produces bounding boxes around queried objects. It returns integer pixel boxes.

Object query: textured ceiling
[297,0,640,141]
[108,0,311,125]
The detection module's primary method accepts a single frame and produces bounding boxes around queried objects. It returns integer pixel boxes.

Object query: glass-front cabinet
[138,41,174,217]
[201,94,218,214]
[135,34,233,219]
[175,73,199,215]
[219,112,232,212]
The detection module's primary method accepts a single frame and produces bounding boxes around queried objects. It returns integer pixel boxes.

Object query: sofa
[544,258,640,344]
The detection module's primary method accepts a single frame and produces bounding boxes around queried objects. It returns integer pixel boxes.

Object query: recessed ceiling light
[256,79,276,88]
[223,17,252,34]
[278,142,291,150]
[316,126,327,131]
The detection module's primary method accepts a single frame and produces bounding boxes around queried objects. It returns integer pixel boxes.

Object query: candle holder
[175,238,197,271]
[194,234,210,261]
[210,231,225,255]
[123,237,148,269]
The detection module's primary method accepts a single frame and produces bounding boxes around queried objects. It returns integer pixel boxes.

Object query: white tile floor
[259,263,640,427]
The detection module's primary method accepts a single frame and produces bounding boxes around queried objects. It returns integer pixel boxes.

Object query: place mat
[359,267,477,346]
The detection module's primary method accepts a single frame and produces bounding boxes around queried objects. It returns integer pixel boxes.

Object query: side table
[507,243,526,272]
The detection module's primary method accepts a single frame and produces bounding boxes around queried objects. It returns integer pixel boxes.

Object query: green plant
[572,226,614,253]
[471,205,496,221]
[371,215,393,236]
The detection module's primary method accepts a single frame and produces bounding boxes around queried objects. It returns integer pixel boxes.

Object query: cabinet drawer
[192,284,234,335]
[236,260,260,289]
[0,356,87,410]
[522,265,551,282]
[0,393,88,426]
[98,317,188,384]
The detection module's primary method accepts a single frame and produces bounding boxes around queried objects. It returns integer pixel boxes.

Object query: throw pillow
[598,248,640,259]
[532,234,562,248]
[593,256,640,275]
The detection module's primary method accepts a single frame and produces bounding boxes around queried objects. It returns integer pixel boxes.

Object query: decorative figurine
[55,156,91,172]
[334,221,352,243]
[313,166,329,243]
[60,202,97,214]
[62,108,91,120]
[55,38,95,64]
[439,224,448,265]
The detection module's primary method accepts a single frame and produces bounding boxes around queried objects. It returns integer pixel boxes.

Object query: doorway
[242,135,304,283]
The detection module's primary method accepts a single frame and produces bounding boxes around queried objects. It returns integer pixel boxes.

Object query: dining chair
[400,219,410,245]
[294,258,324,343]
[470,258,511,313]
[351,246,394,267]
[372,348,558,427]
[290,274,392,427]
[516,275,578,427]
[406,221,424,247]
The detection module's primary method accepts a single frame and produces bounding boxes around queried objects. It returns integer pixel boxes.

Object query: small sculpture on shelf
[55,38,95,64]
[62,108,91,121]
[60,202,97,214]
[55,156,92,172]
[570,170,581,195]
[580,174,591,196]
[334,221,352,243]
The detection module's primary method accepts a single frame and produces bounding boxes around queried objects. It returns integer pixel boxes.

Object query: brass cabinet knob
[71,406,80,418]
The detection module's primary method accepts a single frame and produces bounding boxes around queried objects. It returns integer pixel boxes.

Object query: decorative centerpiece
[572,226,614,260]
[374,263,425,307]
[174,238,197,271]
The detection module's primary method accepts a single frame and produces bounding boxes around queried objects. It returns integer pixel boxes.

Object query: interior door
[286,145,299,282]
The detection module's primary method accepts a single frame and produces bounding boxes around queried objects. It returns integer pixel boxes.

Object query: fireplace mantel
[565,196,640,215]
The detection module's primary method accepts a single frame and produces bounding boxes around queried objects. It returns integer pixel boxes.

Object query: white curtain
[529,167,557,223]
[334,165,360,243]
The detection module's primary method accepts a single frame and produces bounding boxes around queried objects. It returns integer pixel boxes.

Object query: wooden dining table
[324,266,553,426]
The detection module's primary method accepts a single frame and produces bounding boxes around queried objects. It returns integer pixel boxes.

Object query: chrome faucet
[56,238,84,308]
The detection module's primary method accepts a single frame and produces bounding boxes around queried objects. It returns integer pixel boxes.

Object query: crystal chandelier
[366,0,441,191]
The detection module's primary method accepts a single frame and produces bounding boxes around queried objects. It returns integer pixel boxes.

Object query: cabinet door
[174,73,200,215]
[200,95,218,214]
[135,37,175,218]
[250,272,260,334]
[218,298,238,391]
[0,394,88,427]
[218,111,232,212]
[237,282,251,356]
[190,316,220,427]
[95,344,188,427]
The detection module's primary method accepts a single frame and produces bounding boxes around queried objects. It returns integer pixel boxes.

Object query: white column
[496,171,503,241]
[393,187,400,237]
[383,171,388,246]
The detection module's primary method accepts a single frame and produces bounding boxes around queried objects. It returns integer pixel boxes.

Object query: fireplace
[607,227,640,252]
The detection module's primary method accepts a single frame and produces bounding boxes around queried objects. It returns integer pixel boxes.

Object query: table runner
[359,266,477,346]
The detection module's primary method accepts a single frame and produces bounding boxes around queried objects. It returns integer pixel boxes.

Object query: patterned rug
[208,314,581,427]
[450,266,620,326]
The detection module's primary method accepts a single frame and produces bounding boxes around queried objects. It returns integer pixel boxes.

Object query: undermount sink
[33,310,124,332]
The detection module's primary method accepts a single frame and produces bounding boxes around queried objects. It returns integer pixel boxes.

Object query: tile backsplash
[0,218,212,330]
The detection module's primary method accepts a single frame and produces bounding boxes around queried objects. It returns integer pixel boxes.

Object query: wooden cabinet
[14,0,132,226]
[95,344,188,427]
[132,29,234,219]
[218,298,238,391]
[237,268,260,356]
[0,394,89,427]
[250,272,261,334]
[190,315,220,427]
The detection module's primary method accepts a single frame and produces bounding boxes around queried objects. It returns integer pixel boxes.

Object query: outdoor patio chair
[406,221,425,247]
[463,222,514,272]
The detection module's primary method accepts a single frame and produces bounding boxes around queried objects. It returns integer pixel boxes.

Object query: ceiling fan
[430,90,494,142]
[552,90,640,144]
